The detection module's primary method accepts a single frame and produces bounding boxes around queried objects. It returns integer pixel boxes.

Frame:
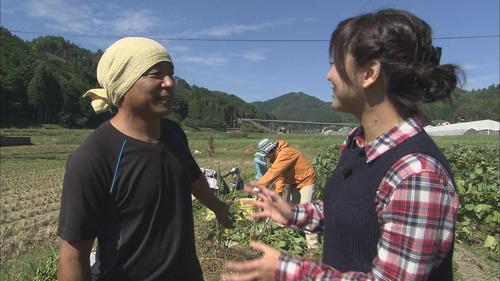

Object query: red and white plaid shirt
[276,118,459,281]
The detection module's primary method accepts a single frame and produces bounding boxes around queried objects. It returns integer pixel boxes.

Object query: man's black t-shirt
[58,119,203,281]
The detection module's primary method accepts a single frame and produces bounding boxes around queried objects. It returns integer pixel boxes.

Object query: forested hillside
[172,78,271,128]
[1,27,108,128]
[252,92,357,123]
[254,87,499,124]
[420,85,499,123]
[0,28,270,129]
[1,27,498,129]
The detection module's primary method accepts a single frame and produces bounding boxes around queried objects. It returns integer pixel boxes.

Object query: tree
[27,62,62,123]
[59,75,87,127]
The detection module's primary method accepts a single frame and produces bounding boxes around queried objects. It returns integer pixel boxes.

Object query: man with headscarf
[255,138,317,249]
[256,138,316,203]
[57,37,232,281]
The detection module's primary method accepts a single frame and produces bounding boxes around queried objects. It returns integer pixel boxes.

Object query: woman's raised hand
[246,181,292,226]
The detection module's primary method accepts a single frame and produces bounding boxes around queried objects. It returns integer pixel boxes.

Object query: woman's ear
[362,60,382,88]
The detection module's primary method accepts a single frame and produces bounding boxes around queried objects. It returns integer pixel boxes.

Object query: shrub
[313,143,500,254]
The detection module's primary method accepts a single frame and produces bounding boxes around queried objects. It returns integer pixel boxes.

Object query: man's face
[120,61,175,119]
[266,151,276,163]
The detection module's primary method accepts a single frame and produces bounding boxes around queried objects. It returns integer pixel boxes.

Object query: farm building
[424,119,500,136]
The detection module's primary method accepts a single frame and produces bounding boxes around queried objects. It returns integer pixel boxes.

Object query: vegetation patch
[0,128,498,280]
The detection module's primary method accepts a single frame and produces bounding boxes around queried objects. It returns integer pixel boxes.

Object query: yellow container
[205,198,257,222]
[236,198,256,220]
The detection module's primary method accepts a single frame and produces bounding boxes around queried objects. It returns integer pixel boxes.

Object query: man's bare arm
[191,175,232,228]
[58,239,94,281]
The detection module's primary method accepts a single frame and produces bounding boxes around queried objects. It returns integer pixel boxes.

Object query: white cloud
[25,0,95,33]
[168,45,190,53]
[241,50,267,62]
[23,0,161,35]
[172,48,267,67]
[179,23,263,38]
[176,54,229,66]
[464,75,499,89]
[110,9,159,34]
[179,18,310,38]
[461,64,482,70]
[466,75,498,84]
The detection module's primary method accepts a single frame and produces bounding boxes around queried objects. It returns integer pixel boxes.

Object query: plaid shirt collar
[342,117,423,163]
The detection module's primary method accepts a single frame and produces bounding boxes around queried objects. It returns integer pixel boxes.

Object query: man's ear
[362,60,382,89]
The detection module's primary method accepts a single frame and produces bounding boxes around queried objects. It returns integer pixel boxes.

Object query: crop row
[1,158,64,262]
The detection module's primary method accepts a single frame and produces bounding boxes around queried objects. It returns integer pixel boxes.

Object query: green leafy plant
[312,144,341,200]
[313,143,500,256]
[442,145,500,254]
[200,190,308,257]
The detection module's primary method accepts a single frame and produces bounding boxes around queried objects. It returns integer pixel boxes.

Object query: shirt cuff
[276,253,301,280]
[287,204,301,226]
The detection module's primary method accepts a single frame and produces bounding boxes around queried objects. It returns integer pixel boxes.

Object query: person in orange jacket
[256,138,317,248]
[256,138,316,205]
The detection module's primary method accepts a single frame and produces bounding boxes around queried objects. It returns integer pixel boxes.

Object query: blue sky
[1,0,498,102]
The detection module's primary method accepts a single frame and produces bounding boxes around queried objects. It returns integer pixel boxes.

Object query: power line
[8,29,500,42]
[238,118,357,126]
[433,35,499,40]
[8,30,325,42]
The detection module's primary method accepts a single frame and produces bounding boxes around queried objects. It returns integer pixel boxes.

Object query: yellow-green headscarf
[83,37,172,113]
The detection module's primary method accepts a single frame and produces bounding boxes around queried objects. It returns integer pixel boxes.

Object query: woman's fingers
[249,241,271,253]
[249,179,260,186]
[251,211,270,220]
[249,201,265,211]
[224,258,260,272]
[243,186,254,194]
[221,270,260,281]
[222,242,280,281]
[263,188,282,202]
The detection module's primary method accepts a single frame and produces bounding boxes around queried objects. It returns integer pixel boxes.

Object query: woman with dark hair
[223,9,460,281]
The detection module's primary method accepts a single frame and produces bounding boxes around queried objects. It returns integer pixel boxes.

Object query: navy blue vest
[322,131,454,280]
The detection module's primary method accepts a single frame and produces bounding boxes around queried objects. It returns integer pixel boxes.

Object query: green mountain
[419,86,499,123]
[172,78,272,129]
[1,27,103,127]
[252,92,357,123]
[253,87,500,124]
[0,27,270,129]
[1,27,498,129]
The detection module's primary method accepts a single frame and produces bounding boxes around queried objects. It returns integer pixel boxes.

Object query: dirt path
[454,243,497,281]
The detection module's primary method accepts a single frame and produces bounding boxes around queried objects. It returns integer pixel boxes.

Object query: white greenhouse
[424,119,500,136]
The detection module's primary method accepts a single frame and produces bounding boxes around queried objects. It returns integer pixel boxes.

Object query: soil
[198,242,498,281]
[453,243,498,281]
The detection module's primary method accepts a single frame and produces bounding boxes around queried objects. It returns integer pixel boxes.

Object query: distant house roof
[338,127,352,134]
[424,119,500,136]
[322,129,335,136]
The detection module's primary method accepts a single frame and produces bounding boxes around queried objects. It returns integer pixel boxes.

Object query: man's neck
[110,111,161,143]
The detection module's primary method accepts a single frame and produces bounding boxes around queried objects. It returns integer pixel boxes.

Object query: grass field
[1,126,498,280]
